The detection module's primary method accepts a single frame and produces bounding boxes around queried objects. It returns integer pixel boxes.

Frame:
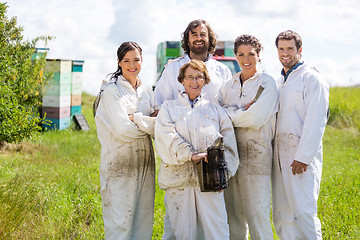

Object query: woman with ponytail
[95,41,158,239]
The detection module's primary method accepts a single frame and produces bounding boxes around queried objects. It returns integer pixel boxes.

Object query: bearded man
[154,19,232,107]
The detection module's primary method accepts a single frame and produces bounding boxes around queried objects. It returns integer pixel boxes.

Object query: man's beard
[189,41,208,55]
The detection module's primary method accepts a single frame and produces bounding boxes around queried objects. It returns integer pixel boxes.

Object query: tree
[0,2,53,143]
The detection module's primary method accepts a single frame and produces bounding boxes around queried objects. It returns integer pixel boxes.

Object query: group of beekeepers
[95,19,329,240]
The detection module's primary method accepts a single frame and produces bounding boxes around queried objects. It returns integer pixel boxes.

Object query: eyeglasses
[184,74,205,81]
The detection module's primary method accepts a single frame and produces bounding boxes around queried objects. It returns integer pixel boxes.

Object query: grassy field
[0,87,359,239]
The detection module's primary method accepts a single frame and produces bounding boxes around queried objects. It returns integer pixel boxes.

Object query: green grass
[327,87,360,131]
[0,93,104,239]
[1,88,359,239]
[319,126,360,239]
[319,87,360,239]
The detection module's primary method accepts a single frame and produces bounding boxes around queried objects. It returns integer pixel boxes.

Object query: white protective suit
[95,76,156,240]
[272,63,329,240]
[154,54,232,107]
[217,71,278,240]
[155,92,239,240]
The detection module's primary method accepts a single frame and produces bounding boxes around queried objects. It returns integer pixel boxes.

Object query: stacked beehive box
[224,41,235,57]
[156,41,184,81]
[42,59,72,130]
[214,41,235,57]
[70,60,84,117]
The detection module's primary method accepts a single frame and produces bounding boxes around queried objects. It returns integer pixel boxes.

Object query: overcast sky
[5,0,360,95]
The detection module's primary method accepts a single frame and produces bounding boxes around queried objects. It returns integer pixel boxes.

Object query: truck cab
[212,55,241,76]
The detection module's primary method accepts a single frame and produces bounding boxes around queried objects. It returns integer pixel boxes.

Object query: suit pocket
[246,139,272,175]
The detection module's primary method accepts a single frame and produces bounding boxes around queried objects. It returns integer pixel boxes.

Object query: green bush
[0,85,42,143]
[0,2,52,143]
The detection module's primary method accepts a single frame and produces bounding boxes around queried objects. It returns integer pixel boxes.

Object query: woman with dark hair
[155,59,239,240]
[95,41,158,239]
[217,34,278,239]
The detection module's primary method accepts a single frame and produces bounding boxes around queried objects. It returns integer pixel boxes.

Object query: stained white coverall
[154,54,232,107]
[272,64,329,240]
[95,76,156,240]
[155,92,239,240]
[217,71,278,240]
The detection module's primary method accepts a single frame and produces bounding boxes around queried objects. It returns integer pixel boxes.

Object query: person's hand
[128,114,134,122]
[290,160,307,175]
[244,100,254,110]
[150,109,159,117]
[191,152,207,163]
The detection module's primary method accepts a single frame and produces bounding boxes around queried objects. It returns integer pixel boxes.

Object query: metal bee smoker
[196,137,229,192]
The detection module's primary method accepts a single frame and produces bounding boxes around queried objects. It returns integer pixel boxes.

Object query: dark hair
[110,41,142,79]
[178,59,210,84]
[234,34,263,54]
[181,19,217,55]
[275,30,302,50]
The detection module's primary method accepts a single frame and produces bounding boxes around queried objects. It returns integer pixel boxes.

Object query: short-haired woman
[217,34,278,239]
[155,59,239,240]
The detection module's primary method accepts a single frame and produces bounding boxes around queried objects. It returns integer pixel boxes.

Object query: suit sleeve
[294,74,329,164]
[155,102,193,165]
[97,85,146,142]
[224,76,278,130]
[216,104,240,177]
[133,87,157,137]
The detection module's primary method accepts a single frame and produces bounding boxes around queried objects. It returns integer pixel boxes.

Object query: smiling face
[118,49,142,81]
[182,66,206,101]
[188,23,209,56]
[277,39,302,74]
[235,44,259,77]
